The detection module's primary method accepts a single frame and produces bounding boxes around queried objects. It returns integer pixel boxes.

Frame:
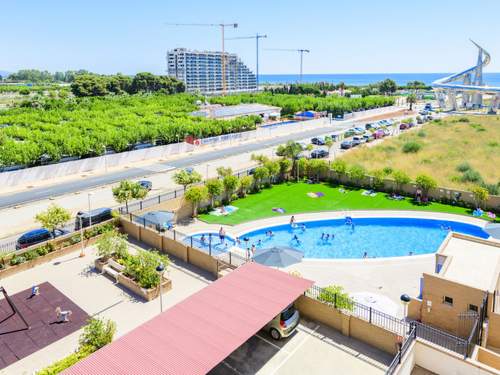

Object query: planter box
[95,257,172,301]
[0,235,102,280]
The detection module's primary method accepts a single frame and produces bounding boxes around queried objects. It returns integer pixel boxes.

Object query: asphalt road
[0,121,353,210]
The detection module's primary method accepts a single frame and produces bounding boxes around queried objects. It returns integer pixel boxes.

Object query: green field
[199,182,488,226]
[341,116,500,193]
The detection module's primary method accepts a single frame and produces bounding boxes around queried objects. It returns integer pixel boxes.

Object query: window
[469,304,478,313]
[443,296,453,306]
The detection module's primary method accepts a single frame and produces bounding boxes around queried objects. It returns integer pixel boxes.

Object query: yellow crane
[165,22,238,95]
[265,48,310,82]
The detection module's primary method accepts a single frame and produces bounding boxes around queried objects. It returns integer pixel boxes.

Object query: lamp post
[79,216,85,258]
[156,263,165,313]
[400,293,411,322]
[87,193,93,227]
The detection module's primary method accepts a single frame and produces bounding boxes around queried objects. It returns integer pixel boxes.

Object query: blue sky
[2,0,500,75]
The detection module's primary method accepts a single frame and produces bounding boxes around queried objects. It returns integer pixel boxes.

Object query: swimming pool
[238,217,489,259]
[184,232,236,256]
[261,120,299,128]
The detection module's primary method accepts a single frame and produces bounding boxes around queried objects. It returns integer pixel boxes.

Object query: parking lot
[209,319,392,375]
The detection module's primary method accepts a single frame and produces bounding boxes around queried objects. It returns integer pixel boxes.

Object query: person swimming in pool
[321,232,325,240]
[325,234,330,242]
[293,234,301,244]
[257,239,262,247]
[300,223,306,232]
[331,233,335,239]
[200,234,206,245]
[363,251,368,258]
[268,230,274,237]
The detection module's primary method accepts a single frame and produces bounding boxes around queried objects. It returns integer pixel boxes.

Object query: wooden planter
[0,235,102,280]
[95,257,172,301]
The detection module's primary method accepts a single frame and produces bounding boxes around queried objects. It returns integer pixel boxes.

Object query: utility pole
[226,33,267,90]
[264,48,310,82]
[166,22,238,95]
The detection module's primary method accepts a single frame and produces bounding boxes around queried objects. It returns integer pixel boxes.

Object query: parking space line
[255,334,290,353]
[220,360,243,375]
[270,324,320,375]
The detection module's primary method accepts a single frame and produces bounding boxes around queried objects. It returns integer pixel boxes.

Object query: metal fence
[385,324,417,375]
[306,284,481,359]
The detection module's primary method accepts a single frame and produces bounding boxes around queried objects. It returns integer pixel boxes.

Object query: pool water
[184,233,236,256]
[238,217,489,259]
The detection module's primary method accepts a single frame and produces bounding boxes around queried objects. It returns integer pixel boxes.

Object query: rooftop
[437,234,500,291]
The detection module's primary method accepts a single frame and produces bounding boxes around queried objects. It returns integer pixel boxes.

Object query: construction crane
[225,34,267,90]
[265,48,310,82]
[165,22,238,95]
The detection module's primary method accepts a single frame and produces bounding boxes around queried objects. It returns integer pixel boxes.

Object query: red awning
[64,262,313,375]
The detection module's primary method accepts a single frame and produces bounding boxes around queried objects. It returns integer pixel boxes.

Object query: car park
[311,137,326,145]
[310,149,329,158]
[138,180,152,191]
[340,140,354,149]
[264,303,300,340]
[16,228,66,250]
[75,207,113,230]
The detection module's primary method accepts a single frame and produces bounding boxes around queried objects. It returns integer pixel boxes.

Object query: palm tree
[406,94,417,111]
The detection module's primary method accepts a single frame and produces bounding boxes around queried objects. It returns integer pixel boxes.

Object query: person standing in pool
[290,216,296,227]
[321,232,325,240]
[293,234,301,245]
[363,251,368,258]
[257,239,262,247]
[200,234,206,245]
[251,244,256,257]
[219,227,226,244]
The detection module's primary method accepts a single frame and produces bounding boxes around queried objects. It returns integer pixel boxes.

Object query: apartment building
[167,48,257,94]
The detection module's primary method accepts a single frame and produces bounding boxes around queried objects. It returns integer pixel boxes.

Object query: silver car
[264,303,300,340]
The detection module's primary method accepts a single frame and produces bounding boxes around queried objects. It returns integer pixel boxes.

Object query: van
[16,228,65,250]
[75,208,112,230]
[264,303,300,340]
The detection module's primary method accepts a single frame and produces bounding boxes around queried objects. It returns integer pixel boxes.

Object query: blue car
[16,228,66,250]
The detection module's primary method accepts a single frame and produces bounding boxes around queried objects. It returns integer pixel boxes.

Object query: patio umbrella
[484,223,500,240]
[252,246,304,268]
[136,211,174,229]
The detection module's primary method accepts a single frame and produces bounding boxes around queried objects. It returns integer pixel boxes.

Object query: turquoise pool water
[237,217,489,259]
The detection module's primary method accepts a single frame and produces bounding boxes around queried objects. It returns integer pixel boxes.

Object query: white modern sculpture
[433,40,500,113]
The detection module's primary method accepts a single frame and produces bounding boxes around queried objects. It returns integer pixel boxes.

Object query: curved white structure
[433,40,500,113]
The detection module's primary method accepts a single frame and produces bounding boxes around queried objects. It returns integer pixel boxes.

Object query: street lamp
[87,193,93,227]
[400,293,411,321]
[156,263,165,313]
[79,216,85,258]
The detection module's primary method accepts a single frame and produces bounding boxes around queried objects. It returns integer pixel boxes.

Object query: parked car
[419,110,428,116]
[364,123,375,130]
[426,115,434,121]
[363,134,374,142]
[351,138,361,147]
[310,149,329,158]
[424,103,433,111]
[138,180,153,191]
[264,303,300,340]
[343,129,356,138]
[353,127,365,135]
[75,207,113,230]
[16,228,66,250]
[416,117,424,124]
[400,123,410,130]
[373,130,385,139]
[352,136,365,144]
[311,137,325,145]
[340,140,354,149]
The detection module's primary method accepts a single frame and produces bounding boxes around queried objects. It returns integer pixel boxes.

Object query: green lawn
[199,182,492,226]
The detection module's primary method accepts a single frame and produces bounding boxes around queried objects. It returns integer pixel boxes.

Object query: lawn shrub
[23,250,40,261]
[460,169,483,183]
[456,162,472,173]
[317,285,354,311]
[402,141,422,153]
[417,130,427,137]
[10,255,26,266]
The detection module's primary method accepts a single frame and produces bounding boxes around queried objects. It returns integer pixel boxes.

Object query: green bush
[23,250,40,261]
[79,317,116,352]
[37,348,92,375]
[456,162,472,173]
[10,255,26,266]
[460,169,483,183]
[417,130,427,137]
[317,285,354,311]
[402,141,422,153]
[123,249,169,289]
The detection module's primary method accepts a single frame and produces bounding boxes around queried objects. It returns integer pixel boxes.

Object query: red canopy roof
[64,262,313,375]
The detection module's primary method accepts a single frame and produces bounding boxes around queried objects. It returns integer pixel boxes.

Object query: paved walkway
[0,246,211,375]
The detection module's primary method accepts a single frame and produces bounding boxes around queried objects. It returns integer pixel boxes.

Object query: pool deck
[177,210,489,317]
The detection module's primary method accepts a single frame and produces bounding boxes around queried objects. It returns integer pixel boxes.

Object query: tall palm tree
[406,94,417,111]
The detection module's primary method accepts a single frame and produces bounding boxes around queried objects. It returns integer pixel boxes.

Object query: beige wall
[296,295,398,355]
[487,312,500,349]
[187,247,218,275]
[408,298,422,321]
[476,347,500,371]
[421,274,486,337]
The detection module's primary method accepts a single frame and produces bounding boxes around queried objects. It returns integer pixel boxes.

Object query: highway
[0,120,354,209]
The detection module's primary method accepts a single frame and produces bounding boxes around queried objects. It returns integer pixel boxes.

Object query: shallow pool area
[238,217,489,259]
[184,232,236,256]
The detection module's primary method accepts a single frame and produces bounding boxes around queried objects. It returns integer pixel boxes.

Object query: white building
[167,48,257,94]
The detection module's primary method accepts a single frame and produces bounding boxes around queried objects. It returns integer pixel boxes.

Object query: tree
[308,159,329,181]
[79,317,116,352]
[371,169,387,189]
[278,158,292,181]
[276,141,302,178]
[172,170,202,192]
[318,285,354,311]
[306,143,314,158]
[348,164,366,186]
[253,166,269,191]
[205,178,223,207]
[331,159,348,175]
[392,170,411,193]
[264,160,280,184]
[324,136,334,159]
[35,204,71,235]
[96,230,128,260]
[222,175,240,202]
[216,166,233,178]
[415,174,437,200]
[184,186,208,217]
[471,185,489,209]
[71,74,108,97]
[378,79,397,95]
[251,153,270,165]
[239,175,253,196]
[406,93,417,111]
[112,180,148,212]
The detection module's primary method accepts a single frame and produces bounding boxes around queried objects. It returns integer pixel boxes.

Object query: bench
[102,259,125,281]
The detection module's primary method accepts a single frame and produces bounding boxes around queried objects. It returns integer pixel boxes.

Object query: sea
[259,73,500,86]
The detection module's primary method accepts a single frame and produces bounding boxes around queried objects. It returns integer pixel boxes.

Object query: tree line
[5,69,89,83]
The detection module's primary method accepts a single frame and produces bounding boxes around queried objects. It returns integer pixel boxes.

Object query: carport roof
[63,262,314,375]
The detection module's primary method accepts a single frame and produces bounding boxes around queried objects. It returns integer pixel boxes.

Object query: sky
[2,0,500,75]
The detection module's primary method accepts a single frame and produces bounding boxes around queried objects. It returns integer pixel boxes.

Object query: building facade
[167,48,257,94]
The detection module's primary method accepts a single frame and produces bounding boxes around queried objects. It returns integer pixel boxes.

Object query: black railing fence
[386,324,417,375]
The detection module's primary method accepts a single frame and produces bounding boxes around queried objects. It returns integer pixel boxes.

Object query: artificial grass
[198,181,493,226]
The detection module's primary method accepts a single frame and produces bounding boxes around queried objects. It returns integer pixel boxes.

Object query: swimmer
[200,234,206,244]
[293,234,301,244]
[236,237,241,245]
[257,239,262,247]
[363,251,368,258]
[269,230,274,237]
[290,216,296,226]
[321,232,325,240]
[409,251,413,256]
[331,233,335,239]
[251,244,256,256]
[325,234,330,241]
[301,223,306,232]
